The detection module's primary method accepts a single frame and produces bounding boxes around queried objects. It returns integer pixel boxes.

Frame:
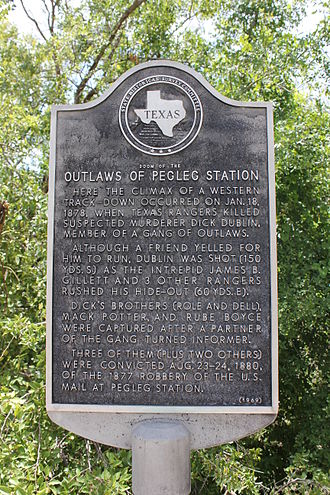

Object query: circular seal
[119,75,203,156]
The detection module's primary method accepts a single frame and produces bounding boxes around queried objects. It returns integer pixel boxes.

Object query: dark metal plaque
[47,61,277,414]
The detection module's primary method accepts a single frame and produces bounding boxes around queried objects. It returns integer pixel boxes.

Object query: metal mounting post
[132,421,191,495]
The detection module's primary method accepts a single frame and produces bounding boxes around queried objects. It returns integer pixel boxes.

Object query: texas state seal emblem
[119,75,203,156]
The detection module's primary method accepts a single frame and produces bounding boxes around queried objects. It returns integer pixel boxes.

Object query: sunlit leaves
[0,0,329,493]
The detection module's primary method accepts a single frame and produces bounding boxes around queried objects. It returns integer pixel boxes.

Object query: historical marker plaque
[47,61,277,445]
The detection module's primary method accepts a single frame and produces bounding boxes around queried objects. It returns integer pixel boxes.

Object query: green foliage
[261,102,330,480]
[191,445,263,494]
[0,0,328,493]
[0,167,47,319]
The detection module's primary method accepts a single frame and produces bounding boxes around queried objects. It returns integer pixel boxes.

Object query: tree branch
[34,414,42,487]
[74,0,147,103]
[81,31,123,103]
[19,0,48,41]
[40,0,51,31]
[169,12,197,37]
[0,410,12,440]
[92,441,109,468]
[272,478,329,494]
[108,31,123,66]
[0,201,9,238]
[82,87,98,103]
[50,0,58,34]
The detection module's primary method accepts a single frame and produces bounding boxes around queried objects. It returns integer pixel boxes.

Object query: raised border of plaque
[46,60,278,418]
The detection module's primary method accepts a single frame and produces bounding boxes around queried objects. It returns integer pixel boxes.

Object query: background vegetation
[0,0,328,493]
